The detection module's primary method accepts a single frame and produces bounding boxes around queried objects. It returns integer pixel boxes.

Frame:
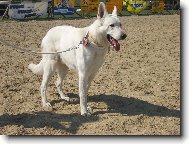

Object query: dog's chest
[84,48,108,73]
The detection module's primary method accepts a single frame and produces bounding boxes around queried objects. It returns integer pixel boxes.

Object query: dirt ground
[0,15,180,135]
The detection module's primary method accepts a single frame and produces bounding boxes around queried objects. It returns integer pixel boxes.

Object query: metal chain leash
[0,31,89,55]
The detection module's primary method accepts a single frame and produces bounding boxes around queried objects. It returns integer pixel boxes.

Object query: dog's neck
[88,33,104,48]
[87,20,109,48]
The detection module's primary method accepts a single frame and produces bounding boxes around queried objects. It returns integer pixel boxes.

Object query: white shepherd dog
[29,2,127,116]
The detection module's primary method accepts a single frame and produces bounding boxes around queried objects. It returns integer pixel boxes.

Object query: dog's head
[93,2,127,51]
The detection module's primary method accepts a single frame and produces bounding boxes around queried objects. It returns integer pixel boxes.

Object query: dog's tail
[28,60,43,75]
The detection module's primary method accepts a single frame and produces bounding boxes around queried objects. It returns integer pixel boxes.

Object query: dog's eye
[110,24,115,27]
[120,24,122,27]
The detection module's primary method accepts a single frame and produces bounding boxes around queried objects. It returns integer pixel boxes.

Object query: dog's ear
[97,2,107,19]
[112,6,117,16]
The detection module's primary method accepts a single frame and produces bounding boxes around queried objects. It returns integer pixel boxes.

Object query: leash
[0,31,90,55]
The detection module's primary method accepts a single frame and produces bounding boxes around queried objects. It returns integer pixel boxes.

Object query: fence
[1,0,180,20]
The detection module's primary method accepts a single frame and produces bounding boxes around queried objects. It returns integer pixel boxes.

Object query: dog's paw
[87,106,93,113]
[43,102,52,107]
[45,102,52,107]
[43,102,53,111]
[81,112,91,117]
[62,96,70,102]
[81,106,93,117]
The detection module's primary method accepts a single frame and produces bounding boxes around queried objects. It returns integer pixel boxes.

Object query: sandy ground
[0,15,180,135]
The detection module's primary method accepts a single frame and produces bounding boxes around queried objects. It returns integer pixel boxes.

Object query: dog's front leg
[79,73,89,116]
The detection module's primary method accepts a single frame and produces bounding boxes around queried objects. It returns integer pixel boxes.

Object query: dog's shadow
[89,95,180,118]
[0,111,99,135]
[0,94,180,135]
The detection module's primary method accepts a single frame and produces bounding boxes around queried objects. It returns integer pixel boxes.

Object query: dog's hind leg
[55,63,70,101]
[40,60,56,107]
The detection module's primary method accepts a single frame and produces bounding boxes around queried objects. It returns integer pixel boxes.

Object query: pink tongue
[112,39,120,51]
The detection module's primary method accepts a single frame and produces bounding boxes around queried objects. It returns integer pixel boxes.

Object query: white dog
[28,2,127,116]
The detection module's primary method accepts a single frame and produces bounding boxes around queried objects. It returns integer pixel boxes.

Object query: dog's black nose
[121,33,127,40]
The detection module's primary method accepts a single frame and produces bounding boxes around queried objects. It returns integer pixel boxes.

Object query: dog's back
[41,26,81,53]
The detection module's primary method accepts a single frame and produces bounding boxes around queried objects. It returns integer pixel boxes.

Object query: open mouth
[107,34,120,51]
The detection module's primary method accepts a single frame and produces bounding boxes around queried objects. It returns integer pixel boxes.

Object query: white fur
[28,2,126,116]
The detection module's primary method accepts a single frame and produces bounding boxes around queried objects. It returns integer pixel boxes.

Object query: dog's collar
[83,31,107,48]
[82,31,110,52]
